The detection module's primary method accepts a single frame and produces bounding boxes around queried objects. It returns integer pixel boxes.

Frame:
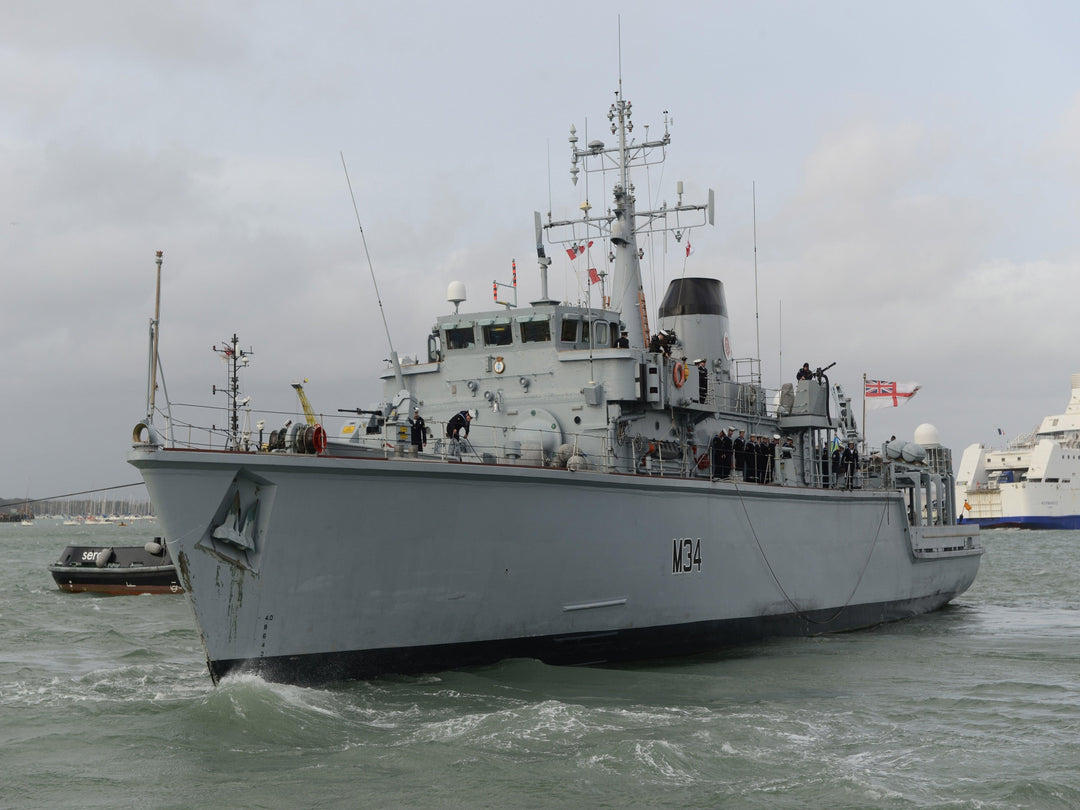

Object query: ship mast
[538,87,714,348]
[145,250,163,422]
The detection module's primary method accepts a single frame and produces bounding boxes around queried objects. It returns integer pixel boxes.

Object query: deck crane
[291,379,317,426]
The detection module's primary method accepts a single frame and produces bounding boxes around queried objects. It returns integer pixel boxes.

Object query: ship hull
[206,592,961,685]
[131,447,982,685]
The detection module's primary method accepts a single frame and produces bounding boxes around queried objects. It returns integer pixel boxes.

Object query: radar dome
[447,281,467,313]
[913,423,941,448]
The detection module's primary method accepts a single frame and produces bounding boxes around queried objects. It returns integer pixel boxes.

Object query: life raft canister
[672,361,687,388]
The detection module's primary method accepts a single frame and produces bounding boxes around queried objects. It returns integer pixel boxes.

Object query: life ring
[672,361,687,388]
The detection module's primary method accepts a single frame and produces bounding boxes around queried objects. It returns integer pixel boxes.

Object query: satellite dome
[913,423,941,448]
[447,281,467,313]
[447,281,466,305]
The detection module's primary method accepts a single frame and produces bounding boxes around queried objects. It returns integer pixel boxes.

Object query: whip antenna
[341,151,405,390]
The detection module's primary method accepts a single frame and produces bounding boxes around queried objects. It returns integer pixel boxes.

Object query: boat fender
[672,361,687,388]
[95,548,114,568]
[144,540,164,555]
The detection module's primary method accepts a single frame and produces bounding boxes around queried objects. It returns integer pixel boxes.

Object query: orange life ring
[673,361,687,388]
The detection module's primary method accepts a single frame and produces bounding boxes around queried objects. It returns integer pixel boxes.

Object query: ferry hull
[966,515,1080,531]
[131,447,982,685]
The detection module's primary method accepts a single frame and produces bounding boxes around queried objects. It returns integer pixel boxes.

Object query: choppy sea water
[2,521,1078,809]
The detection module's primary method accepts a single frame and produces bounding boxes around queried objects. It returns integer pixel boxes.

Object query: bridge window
[445,325,475,350]
[483,323,513,346]
[560,318,580,342]
[519,319,551,343]
[592,320,610,347]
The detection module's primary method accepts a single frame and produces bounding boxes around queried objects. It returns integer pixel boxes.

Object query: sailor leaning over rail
[446,409,474,458]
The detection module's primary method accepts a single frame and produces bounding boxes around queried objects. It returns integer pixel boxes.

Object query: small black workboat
[48,538,183,595]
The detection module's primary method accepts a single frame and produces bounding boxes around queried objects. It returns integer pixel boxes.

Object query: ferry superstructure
[129,80,982,686]
[956,374,1080,529]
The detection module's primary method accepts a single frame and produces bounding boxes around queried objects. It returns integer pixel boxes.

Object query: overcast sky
[3,1,1079,502]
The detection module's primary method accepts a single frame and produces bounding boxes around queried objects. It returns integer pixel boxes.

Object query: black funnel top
[658,278,727,318]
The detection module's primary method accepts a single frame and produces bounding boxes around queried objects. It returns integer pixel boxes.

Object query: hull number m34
[672,537,702,574]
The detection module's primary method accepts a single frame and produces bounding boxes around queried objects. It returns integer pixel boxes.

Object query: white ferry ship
[956,374,1080,529]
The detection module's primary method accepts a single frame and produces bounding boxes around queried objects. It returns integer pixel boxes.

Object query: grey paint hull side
[207,592,963,685]
[131,449,982,683]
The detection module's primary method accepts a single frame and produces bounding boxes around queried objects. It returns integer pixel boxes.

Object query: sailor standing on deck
[409,408,427,456]
[796,362,813,381]
[732,430,746,480]
[842,441,859,489]
[711,428,733,480]
[695,359,709,404]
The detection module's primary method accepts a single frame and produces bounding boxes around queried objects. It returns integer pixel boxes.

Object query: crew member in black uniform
[446,409,472,440]
[796,362,813,381]
[711,428,733,480]
[841,441,859,489]
[409,408,427,456]
[732,430,746,480]
[744,435,758,482]
[616,330,630,348]
[695,359,708,404]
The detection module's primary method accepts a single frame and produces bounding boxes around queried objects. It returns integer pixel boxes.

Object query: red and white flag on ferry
[864,379,920,410]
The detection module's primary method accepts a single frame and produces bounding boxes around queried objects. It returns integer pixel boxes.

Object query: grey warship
[129,82,983,686]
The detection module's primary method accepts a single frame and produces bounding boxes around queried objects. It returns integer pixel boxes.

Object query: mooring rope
[732,481,891,626]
